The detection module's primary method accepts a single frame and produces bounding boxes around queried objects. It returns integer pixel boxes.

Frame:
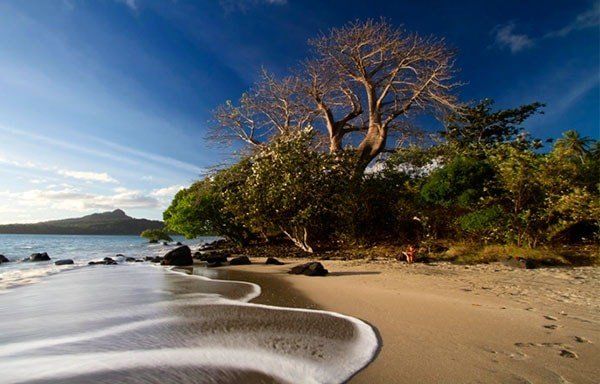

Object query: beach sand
[216,258,600,383]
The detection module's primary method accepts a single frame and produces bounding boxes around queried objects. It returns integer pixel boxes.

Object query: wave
[0,263,378,384]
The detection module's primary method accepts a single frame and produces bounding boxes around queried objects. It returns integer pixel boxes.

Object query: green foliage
[458,206,506,241]
[222,129,354,251]
[163,172,250,244]
[140,229,172,243]
[443,99,545,154]
[164,96,598,253]
[421,157,494,208]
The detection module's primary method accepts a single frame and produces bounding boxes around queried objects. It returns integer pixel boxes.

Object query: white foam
[0,260,379,384]
[0,317,180,358]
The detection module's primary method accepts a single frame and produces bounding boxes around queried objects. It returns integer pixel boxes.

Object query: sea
[0,234,378,383]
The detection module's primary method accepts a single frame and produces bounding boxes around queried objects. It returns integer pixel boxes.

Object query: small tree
[223,129,354,252]
[140,229,172,243]
[163,176,251,244]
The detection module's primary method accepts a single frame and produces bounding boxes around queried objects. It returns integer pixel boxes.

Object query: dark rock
[266,257,284,265]
[55,259,74,265]
[176,242,182,246]
[116,254,125,257]
[150,257,162,263]
[206,261,223,268]
[205,255,228,263]
[149,239,158,244]
[161,246,193,266]
[0,255,9,263]
[27,252,51,262]
[125,257,137,262]
[88,258,117,265]
[229,256,251,265]
[289,262,328,276]
[134,259,144,262]
[162,242,169,246]
[144,256,155,261]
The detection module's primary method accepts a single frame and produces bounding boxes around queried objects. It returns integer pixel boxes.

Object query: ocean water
[0,234,218,290]
[0,235,378,383]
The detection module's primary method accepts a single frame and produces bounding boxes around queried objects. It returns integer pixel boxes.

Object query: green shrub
[140,229,172,243]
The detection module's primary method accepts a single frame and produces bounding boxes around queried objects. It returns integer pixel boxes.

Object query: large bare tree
[308,19,460,167]
[209,69,312,147]
[211,20,460,170]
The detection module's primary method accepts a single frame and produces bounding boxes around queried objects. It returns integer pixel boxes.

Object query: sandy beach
[218,258,600,383]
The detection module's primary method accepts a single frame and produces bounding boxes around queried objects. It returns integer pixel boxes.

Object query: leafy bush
[163,172,251,244]
[222,129,354,252]
[140,229,172,243]
[421,157,494,208]
[459,205,506,241]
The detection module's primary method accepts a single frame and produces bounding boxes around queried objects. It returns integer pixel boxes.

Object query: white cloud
[546,1,600,37]
[151,184,185,198]
[57,169,118,183]
[0,154,118,184]
[493,23,534,53]
[115,0,137,11]
[3,186,161,212]
[494,3,599,53]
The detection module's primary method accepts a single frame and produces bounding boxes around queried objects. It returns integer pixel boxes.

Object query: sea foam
[0,259,378,384]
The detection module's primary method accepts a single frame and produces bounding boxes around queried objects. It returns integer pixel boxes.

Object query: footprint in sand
[559,349,578,359]
[544,324,559,330]
[573,336,592,344]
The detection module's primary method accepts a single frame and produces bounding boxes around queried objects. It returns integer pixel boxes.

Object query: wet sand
[0,264,378,384]
[221,258,600,384]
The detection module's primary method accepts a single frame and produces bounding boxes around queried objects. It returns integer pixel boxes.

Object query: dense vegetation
[165,20,598,261]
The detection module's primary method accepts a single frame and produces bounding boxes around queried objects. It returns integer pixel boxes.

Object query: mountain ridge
[0,209,163,235]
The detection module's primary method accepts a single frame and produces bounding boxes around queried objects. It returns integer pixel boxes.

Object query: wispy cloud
[494,2,600,53]
[88,136,205,175]
[220,0,288,12]
[545,1,600,37]
[57,170,118,183]
[493,23,534,53]
[1,186,161,212]
[0,155,119,184]
[551,72,600,115]
[115,0,138,11]
[0,124,204,176]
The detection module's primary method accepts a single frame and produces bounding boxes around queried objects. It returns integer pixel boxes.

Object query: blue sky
[0,0,598,223]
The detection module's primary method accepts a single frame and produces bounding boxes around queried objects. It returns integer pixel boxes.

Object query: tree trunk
[330,130,344,152]
[356,122,386,171]
[281,226,314,253]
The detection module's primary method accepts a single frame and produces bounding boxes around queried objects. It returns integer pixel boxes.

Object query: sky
[0,0,598,224]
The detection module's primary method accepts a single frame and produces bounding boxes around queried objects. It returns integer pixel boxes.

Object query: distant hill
[0,209,163,235]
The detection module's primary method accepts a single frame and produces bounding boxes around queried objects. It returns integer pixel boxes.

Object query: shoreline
[216,257,600,383]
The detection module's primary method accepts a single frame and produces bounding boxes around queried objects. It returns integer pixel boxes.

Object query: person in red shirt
[402,245,416,264]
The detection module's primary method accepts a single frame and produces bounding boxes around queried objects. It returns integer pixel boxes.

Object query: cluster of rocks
[3,239,329,278]
[89,257,118,265]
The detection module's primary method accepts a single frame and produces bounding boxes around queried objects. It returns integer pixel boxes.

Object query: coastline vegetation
[140,229,173,243]
[165,20,599,265]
